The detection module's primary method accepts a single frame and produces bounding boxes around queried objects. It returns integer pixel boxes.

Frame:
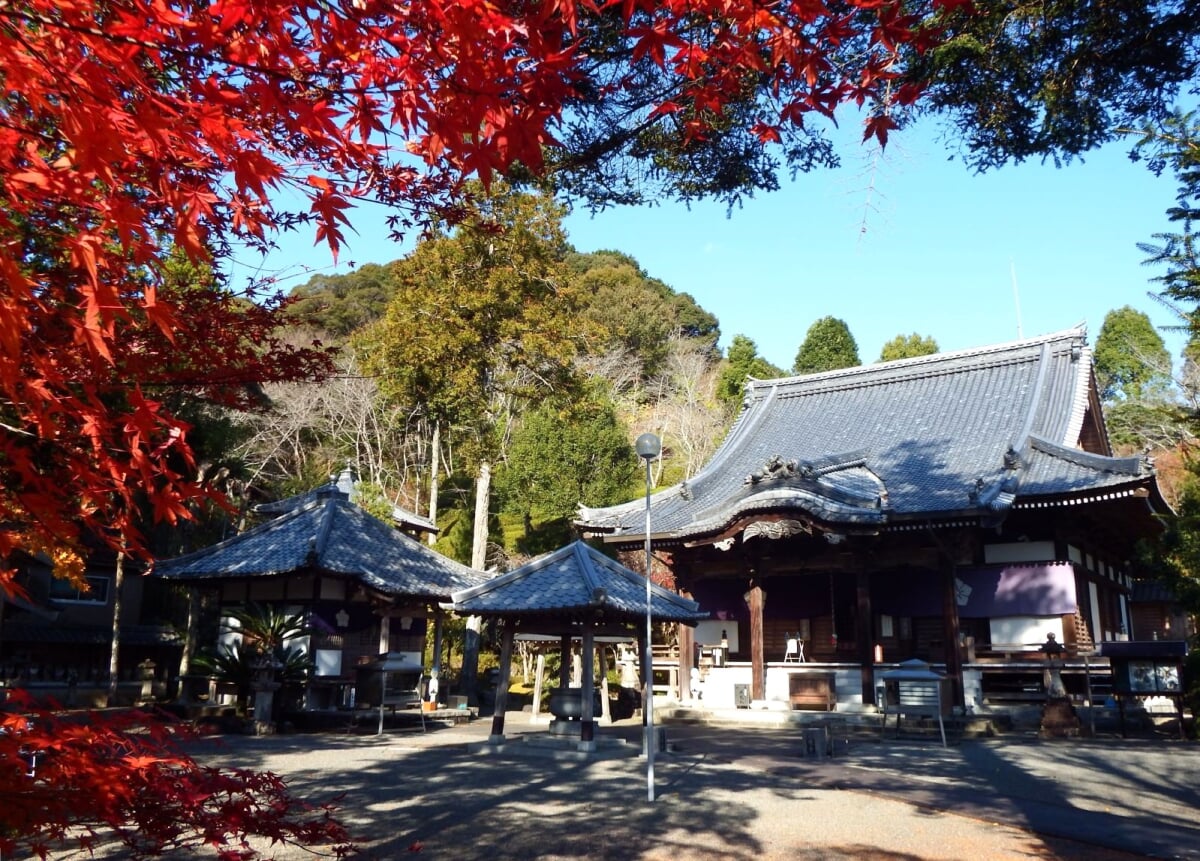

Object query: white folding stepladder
[784,633,805,663]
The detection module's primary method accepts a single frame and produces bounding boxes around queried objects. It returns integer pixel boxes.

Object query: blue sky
[562,130,1186,372]
[239,118,1188,375]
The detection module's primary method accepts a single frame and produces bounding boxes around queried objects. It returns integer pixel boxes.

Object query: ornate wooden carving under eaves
[743,519,811,541]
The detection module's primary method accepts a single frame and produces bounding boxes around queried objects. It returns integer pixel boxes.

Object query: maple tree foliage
[0,0,961,854]
[0,691,352,859]
[0,0,958,570]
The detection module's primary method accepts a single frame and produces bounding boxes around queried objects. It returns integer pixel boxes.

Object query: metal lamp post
[635,432,661,802]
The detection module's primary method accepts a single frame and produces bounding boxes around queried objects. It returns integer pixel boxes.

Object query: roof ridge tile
[747,326,1087,398]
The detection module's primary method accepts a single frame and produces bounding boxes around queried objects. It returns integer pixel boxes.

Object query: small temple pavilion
[153,474,485,710]
[445,540,706,750]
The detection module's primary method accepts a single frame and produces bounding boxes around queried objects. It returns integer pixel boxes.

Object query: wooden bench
[789,672,837,711]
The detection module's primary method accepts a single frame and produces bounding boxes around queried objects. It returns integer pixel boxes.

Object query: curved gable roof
[578,327,1159,541]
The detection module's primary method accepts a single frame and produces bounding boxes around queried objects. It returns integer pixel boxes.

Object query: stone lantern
[1038,633,1080,738]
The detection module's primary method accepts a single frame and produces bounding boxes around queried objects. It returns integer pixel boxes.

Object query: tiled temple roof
[255,467,438,534]
[578,327,1160,542]
[153,491,482,601]
[447,541,705,623]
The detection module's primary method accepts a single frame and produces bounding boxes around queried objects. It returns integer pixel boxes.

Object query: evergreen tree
[286,263,398,341]
[360,182,588,703]
[1093,306,1173,403]
[879,333,938,363]
[567,250,720,381]
[792,317,860,375]
[361,182,588,566]
[717,335,784,406]
[567,252,675,380]
[909,0,1200,171]
[1139,113,1200,311]
[497,391,638,552]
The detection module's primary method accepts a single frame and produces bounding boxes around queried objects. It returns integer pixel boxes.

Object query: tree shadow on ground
[165,716,1198,860]
[194,732,776,859]
[779,731,1200,860]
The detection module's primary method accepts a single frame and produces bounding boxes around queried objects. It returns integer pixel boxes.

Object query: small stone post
[251,656,282,736]
[137,659,156,706]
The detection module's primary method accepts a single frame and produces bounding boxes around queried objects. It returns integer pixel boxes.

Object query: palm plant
[223,602,312,655]
[192,603,314,712]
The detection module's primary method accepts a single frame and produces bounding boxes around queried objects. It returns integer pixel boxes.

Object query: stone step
[658,705,1009,740]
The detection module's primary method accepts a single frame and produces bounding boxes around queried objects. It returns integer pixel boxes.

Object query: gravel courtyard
[151,712,1200,861]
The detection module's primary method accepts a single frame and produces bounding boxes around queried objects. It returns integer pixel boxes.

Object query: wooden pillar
[431,610,444,675]
[179,588,200,677]
[530,652,546,723]
[559,634,572,688]
[677,621,695,704]
[748,580,765,701]
[675,570,697,704]
[599,647,612,723]
[856,566,876,705]
[581,627,596,745]
[488,621,515,743]
[941,559,965,708]
[377,613,391,655]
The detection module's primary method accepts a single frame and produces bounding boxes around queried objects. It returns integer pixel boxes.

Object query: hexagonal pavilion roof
[152,488,483,602]
[446,541,705,624]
